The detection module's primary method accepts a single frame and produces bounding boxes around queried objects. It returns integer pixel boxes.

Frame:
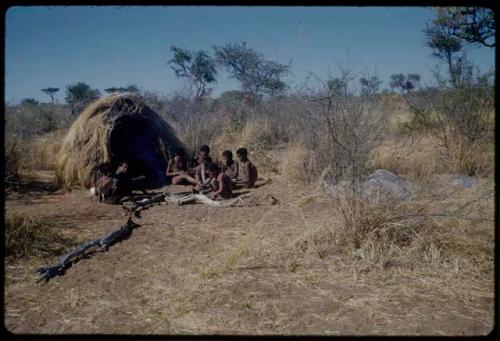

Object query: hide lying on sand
[56,93,184,188]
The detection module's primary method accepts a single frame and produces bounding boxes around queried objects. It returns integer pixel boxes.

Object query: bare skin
[220,155,239,179]
[194,153,212,190]
[235,154,258,188]
[166,157,199,186]
[207,170,233,200]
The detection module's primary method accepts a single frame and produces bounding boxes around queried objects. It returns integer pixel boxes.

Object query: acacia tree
[104,85,140,94]
[424,7,495,87]
[65,82,100,115]
[359,76,382,97]
[41,87,59,103]
[430,7,495,48]
[20,98,39,106]
[389,74,421,93]
[168,46,217,99]
[213,42,290,99]
[424,21,463,86]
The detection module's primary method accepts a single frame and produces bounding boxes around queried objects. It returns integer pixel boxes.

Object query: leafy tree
[124,84,139,93]
[424,20,463,85]
[104,85,140,94]
[216,90,245,108]
[104,87,119,94]
[213,42,290,99]
[168,46,217,99]
[41,87,59,103]
[359,76,382,96]
[327,78,347,96]
[20,98,39,106]
[430,7,495,48]
[423,7,494,86]
[65,82,100,115]
[389,74,421,92]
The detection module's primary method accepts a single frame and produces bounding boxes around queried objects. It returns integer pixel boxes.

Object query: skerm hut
[56,93,184,188]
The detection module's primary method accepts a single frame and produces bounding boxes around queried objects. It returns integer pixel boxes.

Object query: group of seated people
[91,145,258,204]
[165,145,258,200]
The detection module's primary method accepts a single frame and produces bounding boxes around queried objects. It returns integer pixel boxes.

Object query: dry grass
[22,129,67,172]
[4,173,494,334]
[204,173,494,287]
[3,87,494,335]
[446,137,495,177]
[368,135,443,179]
[280,143,319,185]
[5,130,66,183]
[5,211,76,259]
[210,119,280,174]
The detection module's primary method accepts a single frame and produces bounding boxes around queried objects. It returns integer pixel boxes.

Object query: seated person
[199,144,213,163]
[94,162,148,204]
[219,150,239,179]
[235,147,258,188]
[95,162,113,178]
[194,145,213,189]
[113,162,148,203]
[165,147,199,186]
[205,162,233,200]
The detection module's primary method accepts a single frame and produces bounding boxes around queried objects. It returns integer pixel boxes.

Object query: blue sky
[5,6,495,104]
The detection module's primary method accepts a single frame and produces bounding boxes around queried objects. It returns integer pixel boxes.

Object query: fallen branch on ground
[166,193,250,207]
[35,218,140,284]
[36,191,252,283]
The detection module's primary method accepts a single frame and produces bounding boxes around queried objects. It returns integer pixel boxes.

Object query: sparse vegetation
[4,9,494,334]
[5,212,76,259]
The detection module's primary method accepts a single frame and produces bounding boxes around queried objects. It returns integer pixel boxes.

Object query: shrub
[403,68,494,176]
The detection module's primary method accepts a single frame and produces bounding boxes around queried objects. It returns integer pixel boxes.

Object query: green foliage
[423,7,494,86]
[213,42,290,99]
[389,74,420,92]
[104,85,140,94]
[215,90,248,131]
[65,82,100,115]
[168,46,217,98]
[327,78,347,95]
[41,87,60,103]
[431,7,495,48]
[359,76,382,97]
[20,98,39,106]
[404,63,494,176]
[424,21,463,86]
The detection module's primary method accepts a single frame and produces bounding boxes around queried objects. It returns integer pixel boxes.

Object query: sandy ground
[4,172,494,335]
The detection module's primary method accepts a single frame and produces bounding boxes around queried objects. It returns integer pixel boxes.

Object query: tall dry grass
[22,130,67,172]
[402,71,494,177]
[5,212,76,259]
[5,130,66,183]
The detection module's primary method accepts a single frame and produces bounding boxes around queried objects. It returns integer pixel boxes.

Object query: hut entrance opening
[109,115,166,187]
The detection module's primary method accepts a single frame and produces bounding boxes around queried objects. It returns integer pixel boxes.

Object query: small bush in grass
[327,178,494,272]
[5,212,75,259]
[402,66,494,176]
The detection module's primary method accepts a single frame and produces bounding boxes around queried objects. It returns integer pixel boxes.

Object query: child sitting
[193,145,213,189]
[165,148,199,186]
[219,150,239,179]
[205,162,233,200]
[235,147,258,188]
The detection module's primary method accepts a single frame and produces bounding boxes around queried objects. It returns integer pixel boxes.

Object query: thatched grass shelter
[56,93,184,188]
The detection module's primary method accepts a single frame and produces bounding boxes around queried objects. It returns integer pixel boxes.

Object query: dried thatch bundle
[56,93,183,188]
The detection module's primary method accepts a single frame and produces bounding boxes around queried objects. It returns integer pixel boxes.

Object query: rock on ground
[324,169,414,202]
